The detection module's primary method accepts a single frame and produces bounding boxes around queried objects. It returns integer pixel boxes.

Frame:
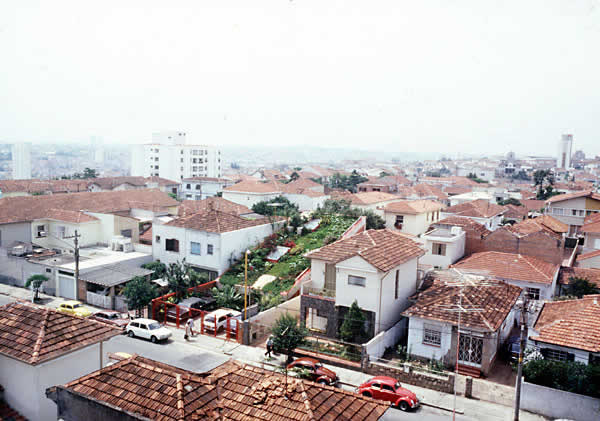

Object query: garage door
[58,276,76,299]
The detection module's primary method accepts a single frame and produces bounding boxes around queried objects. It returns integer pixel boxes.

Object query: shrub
[523,358,600,398]
[323,235,338,245]
[339,300,367,343]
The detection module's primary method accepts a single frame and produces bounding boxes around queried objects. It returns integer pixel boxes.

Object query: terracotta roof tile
[0,302,121,365]
[384,200,444,215]
[412,184,448,201]
[358,175,411,187]
[546,190,600,204]
[403,279,522,331]
[178,197,252,217]
[582,212,600,234]
[435,216,491,237]
[443,186,472,195]
[350,192,400,206]
[41,209,99,224]
[520,199,546,212]
[558,267,600,288]
[305,229,425,272]
[578,249,600,261]
[443,199,506,218]
[502,204,528,219]
[166,210,284,233]
[224,180,282,194]
[532,295,600,352]
[507,215,567,238]
[0,398,27,420]
[452,251,559,284]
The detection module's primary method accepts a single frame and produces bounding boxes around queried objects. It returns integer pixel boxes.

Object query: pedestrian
[184,320,191,341]
[187,318,195,337]
[265,336,274,358]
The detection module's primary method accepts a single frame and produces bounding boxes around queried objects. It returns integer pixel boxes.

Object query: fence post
[176,305,180,329]
[201,312,205,335]
[361,344,369,372]
[242,320,250,345]
[465,376,473,399]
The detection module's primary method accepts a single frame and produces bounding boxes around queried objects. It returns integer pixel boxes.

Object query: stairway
[457,364,481,378]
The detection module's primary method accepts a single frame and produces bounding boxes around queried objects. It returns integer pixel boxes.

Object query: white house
[529,295,600,364]
[448,191,495,207]
[349,192,405,216]
[452,251,560,301]
[576,250,600,269]
[403,279,521,376]
[440,199,506,231]
[300,229,425,339]
[383,199,444,236]
[544,190,600,237]
[419,227,465,269]
[152,209,286,279]
[179,177,235,201]
[0,302,121,421]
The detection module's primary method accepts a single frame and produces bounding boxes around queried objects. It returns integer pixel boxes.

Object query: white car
[126,318,172,343]
[203,309,241,333]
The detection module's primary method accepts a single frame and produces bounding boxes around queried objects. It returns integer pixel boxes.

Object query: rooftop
[178,197,252,218]
[443,199,506,218]
[166,209,284,233]
[507,215,568,238]
[350,192,400,205]
[435,216,491,237]
[582,212,600,234]
[578,249,600,261]
[546,190,600,204]
[223,180,282,194]
[384,199,444,215]
[558,267,600,288]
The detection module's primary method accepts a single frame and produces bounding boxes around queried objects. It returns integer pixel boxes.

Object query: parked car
[56,300,93,317]
[90,310,130,329]
[166,296,216,321]
[505,335,523,362]
[286,357,338,385]
[126,318,172,343]
[203,309,241,333]
[357,376,419,411]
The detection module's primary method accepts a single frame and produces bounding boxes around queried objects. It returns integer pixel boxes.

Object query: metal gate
[458,334,483,366]
[58,276,76,299]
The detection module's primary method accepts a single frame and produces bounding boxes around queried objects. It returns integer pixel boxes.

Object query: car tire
[128,330,135,338]
[361,391,372,398]
[151,336,158,344]
[398,401,410,412]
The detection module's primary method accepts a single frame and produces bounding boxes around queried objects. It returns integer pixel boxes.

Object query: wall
[584,232,600,250]
[222,191,279,208]
[52,386,137,421]
[528,339,590,364]
[340,216,366,238]
[283,193,329,211]
[0,355,37,421]
[0,222,32,247]
[407,317,454,362]
[520,379,600,421]
[482,228,564,265]
[546,197,588,228]
[364,318,406,360]
[577,254,600,269]
[420,232,465,268]
[378,259,419,334]
[32,219,103,249]
[300,294,337,338]
[248,297,301,343]
[367,361,455,394]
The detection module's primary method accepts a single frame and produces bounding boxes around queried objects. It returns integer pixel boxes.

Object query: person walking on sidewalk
[184,320,192,341]
[265,336,274,358]
[186,318,195,337]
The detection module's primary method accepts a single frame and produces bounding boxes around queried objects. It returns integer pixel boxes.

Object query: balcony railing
[303,286,336,298]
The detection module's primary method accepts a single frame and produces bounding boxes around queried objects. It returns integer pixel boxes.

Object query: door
[458,334,483,366]
[324,263,336,292]
[380,383,397,403]
[59,276,76,299]
[138,323,150,339]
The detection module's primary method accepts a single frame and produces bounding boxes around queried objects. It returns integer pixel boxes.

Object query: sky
[1,0,599,156]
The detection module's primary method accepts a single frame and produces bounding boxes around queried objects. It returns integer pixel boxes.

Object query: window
[56,226,66,238]
[553,208,564,216]
[348,275,366,287]
[195,184,201,190]
[526,287,540,300]
[165,238,179,252]
[432,243,446,256]
[195,195,201,200]
[382,384,394,391]
[36,225,46,237]
[395,270,399,300]
[45,268,52,273]
[572,209,578,216]
[120,229,132,238]
[207,244,214,255]
[543,348,572,362]
[423,325,442,346]
[395,215,404,230]
[186,184,191,189]
[155,235,161,243]
[190,242,201,255]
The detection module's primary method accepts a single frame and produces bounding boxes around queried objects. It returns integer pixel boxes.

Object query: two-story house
[440,199,506,231]
[300,229,425,339]
[383,200,444,236]
[544,190,600,237]
[179,177,235,200]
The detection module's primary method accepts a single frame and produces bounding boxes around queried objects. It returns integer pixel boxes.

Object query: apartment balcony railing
[302,286,336,298]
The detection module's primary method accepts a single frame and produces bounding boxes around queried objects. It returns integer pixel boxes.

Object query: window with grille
[543,349,572,362]
[423,325,442,346]
[526,287,540,300]
[348,275,366,287]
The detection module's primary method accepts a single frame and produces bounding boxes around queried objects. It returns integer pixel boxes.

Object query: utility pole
[64,230,81,300]
[513,297,528,421]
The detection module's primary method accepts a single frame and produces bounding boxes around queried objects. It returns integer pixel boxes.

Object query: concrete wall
[584,232,600,249]
[420,233,465,268]
[520,379,600,421]
[222,191,279,208]
[32,219,102,249]
[364,318,406,360]
[367,361,455,394]
[577,254,600,269]
[0,222,32,247]
[52,386,137,421]
[407,317,453,362]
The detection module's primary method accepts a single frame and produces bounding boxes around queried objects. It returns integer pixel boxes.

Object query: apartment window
[192,158,197,163]
[395,215,404,230]
[36,225,46,238]
[190,242,201,255]
[45,268,52,273]
[180,150,184,154]
[195,184,201,190]
[195,195,201,200]
[56,226,66,238]
[432,243,446,256]
[154,165,159,170]
[395,270,399,300]
[155,235,161,243]
[186,184,191,189]
[120,229,132,238]
[553,208,564,216]
[155,157,159,162]
[572,209,578,216]
[186,194,192,199]
[207,244,214,255]
[526,287,540,300]
[181,158,184,163]
[423,325,442,346]
[166,238,179,252]
[348,275,366,287]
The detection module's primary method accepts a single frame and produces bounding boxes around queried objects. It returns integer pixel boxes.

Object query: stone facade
[300,294,339,338]
[366,361,455,394]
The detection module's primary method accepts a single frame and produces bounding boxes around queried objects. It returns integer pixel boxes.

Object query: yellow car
[57,300,93,317]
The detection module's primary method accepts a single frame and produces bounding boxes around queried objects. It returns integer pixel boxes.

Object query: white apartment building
[557,134,573,169]
[131,131,222,181]
[12,142,32,180]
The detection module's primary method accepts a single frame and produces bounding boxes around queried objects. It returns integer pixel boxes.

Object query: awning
[81,264,153,287]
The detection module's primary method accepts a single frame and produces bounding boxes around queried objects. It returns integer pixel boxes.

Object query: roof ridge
[176,373,185,420]
[297,380,316,420]
[521,254,551,279]
[457,288,493,330]
[31,308,51,364]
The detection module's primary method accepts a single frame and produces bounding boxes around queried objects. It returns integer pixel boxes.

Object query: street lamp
[244,249,251,320]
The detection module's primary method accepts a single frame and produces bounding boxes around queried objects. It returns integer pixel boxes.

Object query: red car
[286,357,338,385]
[357,376,419,411]
[89,310,131,329]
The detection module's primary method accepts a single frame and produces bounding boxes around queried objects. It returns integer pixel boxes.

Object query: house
[432,216,490,257]
[403,278,522,376]
[152,209,286,279]
[582,212,600,249]
[178,197,254,218]
[419,176,480,188]
[448,191,495,207]
[280,178,330,211]
[383,200,445,236]
[576,249,600,269]
[222,180,282,208]
[357,175,411,193]
[179,177,235,200]
[420,227,466,269]
[47,355,390,421]
[544,190,600,237]
[502,204,528,223]
[440,199,506,231]
[396,184,448,204]
[480,215,568,265]
[0,302,121,421]
[348,192,404,216]
[557,267,600,296]
[529,295,600,364]
[452,251,560,301]
[300,229,425,339]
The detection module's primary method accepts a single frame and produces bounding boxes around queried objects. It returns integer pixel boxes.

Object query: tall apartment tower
[557,134,573,169]
[130,131,222,181]
[12,142,32,179]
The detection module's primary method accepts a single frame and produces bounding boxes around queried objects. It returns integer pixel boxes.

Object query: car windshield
[107,314,118,319]
[148,323,161,330]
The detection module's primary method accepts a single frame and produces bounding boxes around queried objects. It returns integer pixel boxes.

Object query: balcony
[301,282,336,298]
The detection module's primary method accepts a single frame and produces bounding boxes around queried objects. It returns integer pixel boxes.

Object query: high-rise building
[12,142,32,179]
[130,131,222,181]
[557,134,573,169]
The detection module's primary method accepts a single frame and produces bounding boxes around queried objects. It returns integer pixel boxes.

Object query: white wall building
[557,134,573,170]
[12,142,31,180]
[131,131,222,181]
[180,177,235,200]
[383,200,444,236]
[420,227,465,269]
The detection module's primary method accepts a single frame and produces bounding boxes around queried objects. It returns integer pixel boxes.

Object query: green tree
[123,276,156,317]
[25,274,48,301]
[211,285,243,310]
[271,313,308,363]
[82,167,98,178]
[289,171,300,182]
[379,171,392,178]
[339,300,367,343]
[166,259,192,302]
[568,277,600,298]
[252,196,299,216]
[142,261,167,279]
[498,198,522,206]
[533,169,559,200]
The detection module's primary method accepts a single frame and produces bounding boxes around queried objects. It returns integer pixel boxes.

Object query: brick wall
[480,228,563,264]
[366,361,455,394]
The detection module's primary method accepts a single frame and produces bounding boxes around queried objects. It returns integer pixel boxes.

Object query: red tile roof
[582,212,600,234]
[0,302,121,365]
[166,210,283,233]
[420,176,480,187]
[223,180,282,194]
[0,399,27,421]
[443,186,472,196]
[532,295,600,352]
[578,249,600,261]
[412,184,448,201]
[443,199,506,218]
[502,204,528,219]
[305,229,425,272]
[350,192,400,205]
[52,355,388,420]
[178,197,252,217]
[558,267,600,288]
[435,216,491,237]
[0,189,178,225]
[546,190,600,204]
[452,251,559,284]
[41,209,99,224]
[358,175,411,187]
[403,279,522,331]
[384,200,444,215]
[507,215,568,238]
[520,199,546,212]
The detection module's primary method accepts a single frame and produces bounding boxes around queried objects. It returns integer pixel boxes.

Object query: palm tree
[211,285,243,310]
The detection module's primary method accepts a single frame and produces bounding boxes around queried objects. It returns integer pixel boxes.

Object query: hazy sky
[1,1,599,156]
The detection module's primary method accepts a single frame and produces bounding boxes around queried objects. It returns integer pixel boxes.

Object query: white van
[126,318,172,343]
